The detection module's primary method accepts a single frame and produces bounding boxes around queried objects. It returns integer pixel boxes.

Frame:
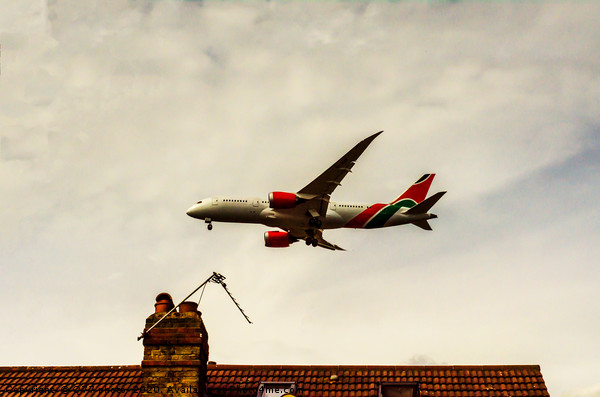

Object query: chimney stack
[141,293,209,397]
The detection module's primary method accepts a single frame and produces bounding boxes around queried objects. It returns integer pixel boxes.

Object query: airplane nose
[186,204,201,218]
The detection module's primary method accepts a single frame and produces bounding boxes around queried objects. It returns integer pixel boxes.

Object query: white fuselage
[186,196,430,230]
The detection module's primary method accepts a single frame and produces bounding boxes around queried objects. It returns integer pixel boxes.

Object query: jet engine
[264,231,293,248]
[268,191,299,209]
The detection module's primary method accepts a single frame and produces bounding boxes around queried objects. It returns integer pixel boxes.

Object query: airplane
[186,131,446,250]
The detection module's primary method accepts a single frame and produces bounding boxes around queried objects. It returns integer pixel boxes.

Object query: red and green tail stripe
[344,174,435,229]
[344,203,387,228]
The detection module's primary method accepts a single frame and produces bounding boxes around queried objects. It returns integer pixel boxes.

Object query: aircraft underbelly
[323,210,345,229]
[385,212,429,227]
[257,208,345,229]
[259,208,297,228]
[212,206,263,224]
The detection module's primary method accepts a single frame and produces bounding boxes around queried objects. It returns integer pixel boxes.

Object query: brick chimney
[141,293,209,397]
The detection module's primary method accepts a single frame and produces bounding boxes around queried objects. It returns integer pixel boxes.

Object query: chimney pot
[155,292,173,303]
[179,301,199,313]
[154,292,175,313]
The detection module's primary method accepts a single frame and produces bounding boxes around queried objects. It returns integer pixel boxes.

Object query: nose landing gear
[205,218,213,230]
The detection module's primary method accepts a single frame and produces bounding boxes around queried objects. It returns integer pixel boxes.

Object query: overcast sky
[1,1,599,397]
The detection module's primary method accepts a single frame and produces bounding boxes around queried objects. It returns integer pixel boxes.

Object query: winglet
[350,130,383,155]
[362,130,383,146]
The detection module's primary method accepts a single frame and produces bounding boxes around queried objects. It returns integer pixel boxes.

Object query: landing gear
[306,208,323,229]
[305,237,319,247]
[205,218,213,231]
[308,217,322,228]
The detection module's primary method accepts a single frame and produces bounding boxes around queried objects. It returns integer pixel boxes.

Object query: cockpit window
[196,200,202,204]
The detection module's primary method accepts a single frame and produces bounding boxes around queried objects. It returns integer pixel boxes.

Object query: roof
[0,364,549,397]
[0,366,141,397]
[206,364,550,397]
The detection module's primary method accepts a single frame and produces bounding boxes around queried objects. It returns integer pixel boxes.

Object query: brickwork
[141,311,209,397]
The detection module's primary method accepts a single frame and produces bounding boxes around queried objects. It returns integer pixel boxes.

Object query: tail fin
[406,191,446,214]
[391,174,435,207]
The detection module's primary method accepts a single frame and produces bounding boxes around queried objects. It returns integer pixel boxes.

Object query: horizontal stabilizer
[406,191,446,214]
[411,219,432,231]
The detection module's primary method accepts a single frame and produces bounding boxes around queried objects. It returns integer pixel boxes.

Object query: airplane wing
[297,131,383,217]
[311,229,345,251]
[288,228,346,251]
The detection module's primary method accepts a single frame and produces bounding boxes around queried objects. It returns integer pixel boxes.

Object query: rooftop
[0,363,549,397]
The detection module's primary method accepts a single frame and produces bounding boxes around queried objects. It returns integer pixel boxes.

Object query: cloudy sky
[1,1,599,396]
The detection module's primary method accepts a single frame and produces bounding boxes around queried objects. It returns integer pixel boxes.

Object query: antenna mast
[138,272,251,341]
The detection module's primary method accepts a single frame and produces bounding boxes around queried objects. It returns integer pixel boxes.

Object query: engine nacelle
[264,231,292,248]
[268,191,299,209]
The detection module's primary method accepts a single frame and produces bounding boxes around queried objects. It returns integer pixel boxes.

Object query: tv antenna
[138,272,252,341]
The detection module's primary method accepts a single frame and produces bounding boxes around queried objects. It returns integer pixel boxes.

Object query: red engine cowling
[264,231,292,248]
[268,191,298,209]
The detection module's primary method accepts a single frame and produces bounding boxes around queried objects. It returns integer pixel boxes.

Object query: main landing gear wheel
[305,237,319,247]
[308,218,322,228]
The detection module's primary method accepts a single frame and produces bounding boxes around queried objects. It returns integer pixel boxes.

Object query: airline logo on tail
[345,174,435,229]
[391,173,435,207]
